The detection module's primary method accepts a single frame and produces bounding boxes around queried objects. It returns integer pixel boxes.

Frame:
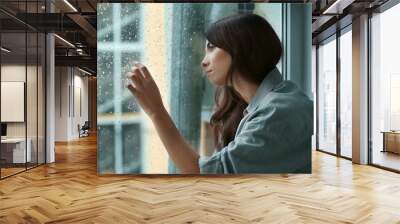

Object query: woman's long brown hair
[205,13,282,150]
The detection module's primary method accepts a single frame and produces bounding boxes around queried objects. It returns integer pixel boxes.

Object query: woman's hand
[126,62,166,119]
[126,63,200,173]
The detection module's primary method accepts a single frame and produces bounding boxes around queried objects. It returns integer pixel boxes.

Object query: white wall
[54,67,89,141]
[71,72,89,138]
[55,66,68,141]
[1,65,40,137]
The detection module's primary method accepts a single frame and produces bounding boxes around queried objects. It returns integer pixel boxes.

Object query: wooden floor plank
[0,134,400,223]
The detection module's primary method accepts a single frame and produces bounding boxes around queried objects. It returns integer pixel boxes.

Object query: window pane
[122,123,141,172]
[1,31,27,177]
[0,1,46,179]
[98,125,115,173]
[38,33,45,165]
[121,4,141,42]
[371,4,400,171]
[318,37,337,154]
[98,3,113,42]
[27,31,38,169]
[312,46,317,150]
[97,51,114,114]
[340,29,352,158]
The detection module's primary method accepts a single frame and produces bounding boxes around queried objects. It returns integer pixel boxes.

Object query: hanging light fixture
[1,47,11,53]
[63,0,78,12]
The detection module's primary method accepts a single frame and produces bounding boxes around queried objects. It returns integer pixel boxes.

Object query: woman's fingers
[126,81,138,94]
[125,62,165,118]
[126,62,156,96]
[127,70,144,92]
[134,62,153,81]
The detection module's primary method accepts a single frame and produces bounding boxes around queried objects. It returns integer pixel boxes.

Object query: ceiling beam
[55,55,96,72]
[67,13,97,46]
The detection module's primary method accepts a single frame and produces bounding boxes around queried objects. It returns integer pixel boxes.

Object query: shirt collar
[244,67,283,115]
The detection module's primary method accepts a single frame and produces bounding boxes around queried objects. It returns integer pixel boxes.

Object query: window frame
[315,23,353,161]
[97,3,146,174]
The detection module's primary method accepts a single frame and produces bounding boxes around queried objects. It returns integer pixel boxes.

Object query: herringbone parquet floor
[1,134,400,223]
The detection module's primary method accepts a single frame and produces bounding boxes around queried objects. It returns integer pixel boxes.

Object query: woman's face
[201,40,232,86]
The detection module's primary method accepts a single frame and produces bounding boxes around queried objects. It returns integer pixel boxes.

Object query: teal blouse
[198,68,313,174]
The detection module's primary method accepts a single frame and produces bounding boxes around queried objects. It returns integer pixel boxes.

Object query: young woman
[126,13,313,174]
